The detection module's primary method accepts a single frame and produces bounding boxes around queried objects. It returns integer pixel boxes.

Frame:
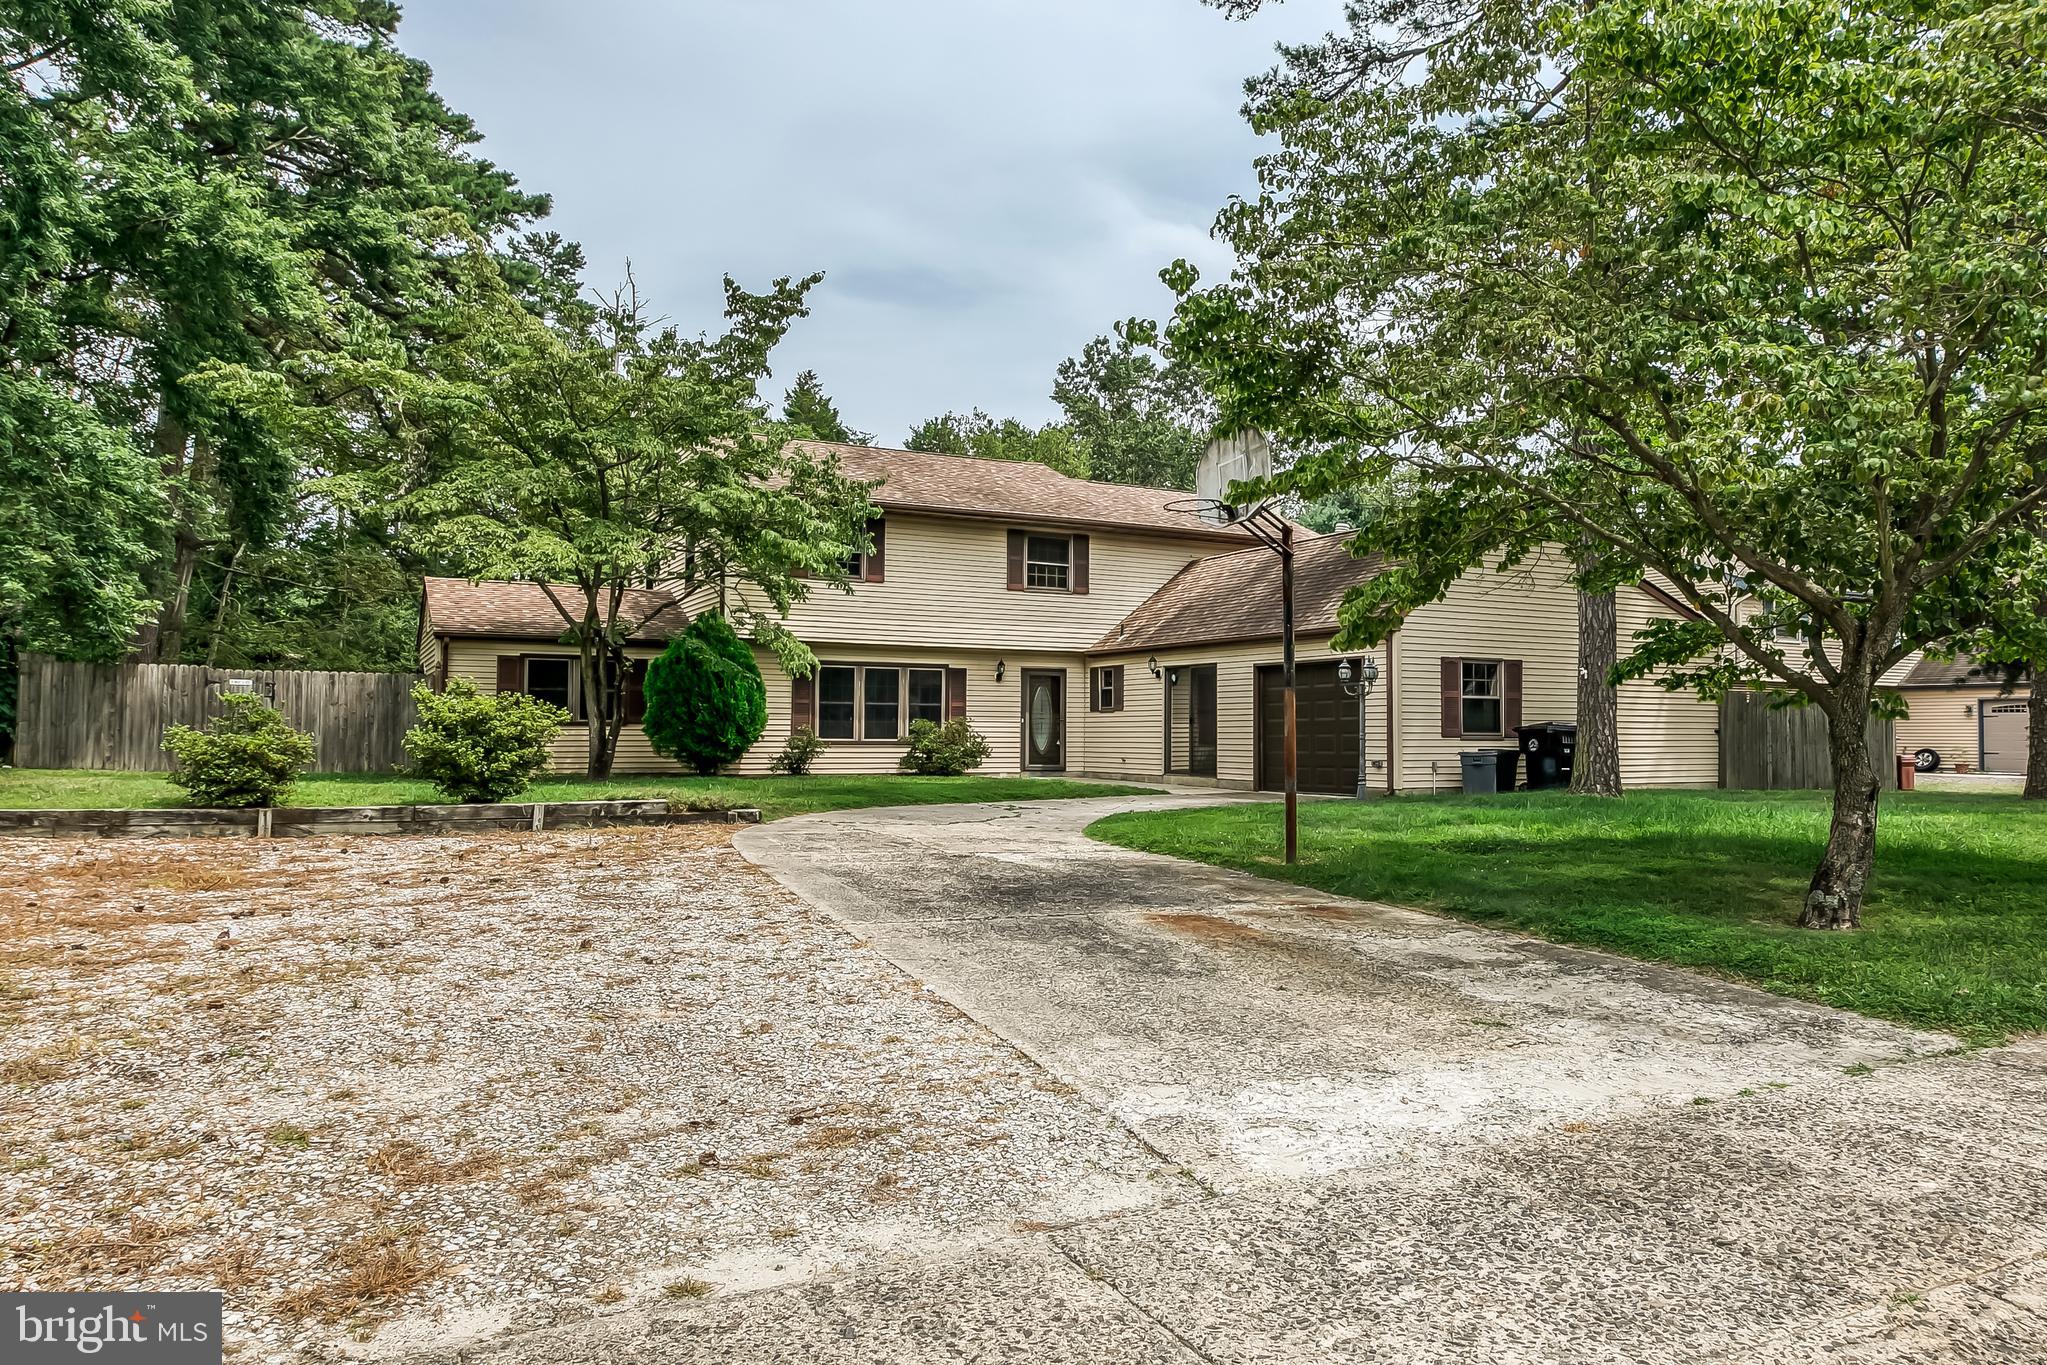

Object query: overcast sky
[396,0,1341,444]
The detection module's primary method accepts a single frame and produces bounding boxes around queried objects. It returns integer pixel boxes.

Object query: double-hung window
[907,668,947,726]
[1461,661,1504,736]
[1091,665,1122,713]
[525,657,577,718]
[1025,535,1070,590]
[863,668,901,741]
[818,665,858,739]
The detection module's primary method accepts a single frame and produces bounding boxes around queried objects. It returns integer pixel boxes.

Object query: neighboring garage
[1983,698,2032,775]
[1256,661,1364,795]
[1892,655,2033,774]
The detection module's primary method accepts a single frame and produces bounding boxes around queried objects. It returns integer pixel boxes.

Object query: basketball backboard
[1194,430,1273,524]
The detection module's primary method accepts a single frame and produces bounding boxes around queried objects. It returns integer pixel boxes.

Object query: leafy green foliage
[782,370,870,445]
[905,410,1089,478]
[2,0,548,663]
[769,726,826,776]
[1051,334,1208,489]
[1165,0,2047,921]
[161,694,316,808]
[899,718,992,776]
[643,614,769,776]
[402,679,568,804]
[204,248,873,776]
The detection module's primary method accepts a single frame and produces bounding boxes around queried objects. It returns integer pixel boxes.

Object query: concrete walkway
[421,795,2047,1363]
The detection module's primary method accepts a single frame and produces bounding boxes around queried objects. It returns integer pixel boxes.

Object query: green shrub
[161,693,318,808]
[643,614,768,775]
[899,717,992,776]
[769,725,826,776]
[403,678,568,804]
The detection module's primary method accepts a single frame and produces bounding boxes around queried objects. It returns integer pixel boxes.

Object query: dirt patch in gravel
[0,828,1176,1360]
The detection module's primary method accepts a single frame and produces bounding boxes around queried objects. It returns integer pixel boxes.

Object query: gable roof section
[423,577,686,644]
[1094,533,1387,654]
[1899,653,2025,689]
[793,441,1254,543]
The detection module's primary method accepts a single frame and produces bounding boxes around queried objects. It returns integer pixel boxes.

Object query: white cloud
[399,0,1343,441]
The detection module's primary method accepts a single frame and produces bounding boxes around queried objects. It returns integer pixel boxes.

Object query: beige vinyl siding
[727,513,1220,654]
[443,637,685,776]
[1081,635,1383,789]
[1394,553,1580,792]
[1895,687,2020,771]
[1615,587,1722,789]
[743,646,1088,777]
[417,614,444,682]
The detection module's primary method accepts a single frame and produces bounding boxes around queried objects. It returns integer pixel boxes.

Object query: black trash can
[1459,749,1502,794]
[1494,747,1522,792]
[1514,722,1577,790]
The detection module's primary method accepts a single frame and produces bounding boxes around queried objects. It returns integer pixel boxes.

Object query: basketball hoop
[1194,431,1274,525]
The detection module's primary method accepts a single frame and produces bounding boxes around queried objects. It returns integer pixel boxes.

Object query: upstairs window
[1461,660,1503,736]
[1025,535,1070,590]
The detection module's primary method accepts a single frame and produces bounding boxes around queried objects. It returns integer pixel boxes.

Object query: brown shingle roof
[793,441,1254,542]
[1901,654,2025,688]
[423,578,685,644]
[1093,533,1385,653]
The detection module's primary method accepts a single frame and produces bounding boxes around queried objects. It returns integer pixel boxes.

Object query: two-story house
[419,442,1723,791]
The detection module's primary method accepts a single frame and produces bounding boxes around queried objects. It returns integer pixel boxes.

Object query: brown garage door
[1982,698,2031,774]
[1257,662,1360,794]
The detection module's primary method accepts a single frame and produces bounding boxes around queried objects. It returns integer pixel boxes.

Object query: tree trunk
[2026,677,2046,801]
[1802,701,1880,930]
[582,646,616,780]
[1571,587,1622,796]
[203,543,243,667]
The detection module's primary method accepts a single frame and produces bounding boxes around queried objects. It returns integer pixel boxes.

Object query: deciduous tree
[1170,0,2047,926]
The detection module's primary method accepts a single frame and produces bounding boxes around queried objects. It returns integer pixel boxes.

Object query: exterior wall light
[1147,656,1161,679]
[995,660,1006,683]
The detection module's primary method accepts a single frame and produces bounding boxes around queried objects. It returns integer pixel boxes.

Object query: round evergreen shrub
[643,613,768,775]
[162,693,318,808]
[403,678,569,804]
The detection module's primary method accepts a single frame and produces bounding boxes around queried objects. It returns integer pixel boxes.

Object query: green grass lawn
[1087,790,2047,1043]
[0,768,1155,824]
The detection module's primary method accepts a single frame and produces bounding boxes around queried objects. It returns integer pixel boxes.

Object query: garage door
[1982,698,2031,774]
[1257,662,1360,794]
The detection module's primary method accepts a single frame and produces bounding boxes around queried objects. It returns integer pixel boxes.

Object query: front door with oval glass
[1022,669,1065,770]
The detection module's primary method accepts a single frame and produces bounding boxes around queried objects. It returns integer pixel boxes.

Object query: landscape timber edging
[0,799,764,840]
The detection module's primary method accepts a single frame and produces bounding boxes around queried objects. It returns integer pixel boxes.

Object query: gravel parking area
[0,827,1181,1361]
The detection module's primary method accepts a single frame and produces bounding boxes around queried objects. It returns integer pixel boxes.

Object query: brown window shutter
[1111,664,1125,712]
[497,655,524,695]
[865,518,886,583]
[1071,534,1089,594]
[622,659,649,724]
[1440,657,1462,738]
[1504,660,1524,734]
[1087,668,1100,713]
[1007,529,1027,590]
[945,667,968,720]
[791,672,815,731]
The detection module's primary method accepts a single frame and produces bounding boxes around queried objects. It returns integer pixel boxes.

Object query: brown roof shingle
[1901,654,2025,688]
[1093,533,1385,654]
[793,441,1254,542]
[423,578,686,644]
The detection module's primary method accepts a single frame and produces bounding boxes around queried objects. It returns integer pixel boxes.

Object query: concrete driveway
[424,794,2047,1364]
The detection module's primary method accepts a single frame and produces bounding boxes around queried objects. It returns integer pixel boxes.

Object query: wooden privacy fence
[13,654,421,773]
[1719,690,1898,792]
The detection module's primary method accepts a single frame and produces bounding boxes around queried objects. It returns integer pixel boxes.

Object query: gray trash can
[1459,749,1501,794]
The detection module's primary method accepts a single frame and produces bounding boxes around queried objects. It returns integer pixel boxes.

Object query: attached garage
[1982,699,2032,775]
[1256,661,1364,794]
